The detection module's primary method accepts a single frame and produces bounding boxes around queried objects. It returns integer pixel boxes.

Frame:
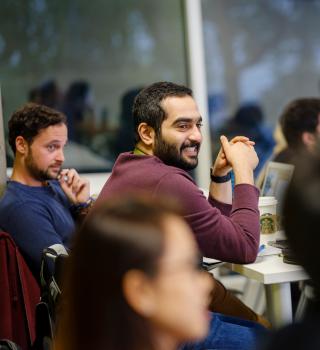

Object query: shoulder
[114,152,194,182]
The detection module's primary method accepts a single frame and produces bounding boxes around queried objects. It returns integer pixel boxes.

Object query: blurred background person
[28,79,62,110]
[112,87,143,156]
[274,98,320,164]
[62,80,96,146]
[218,102,275,178]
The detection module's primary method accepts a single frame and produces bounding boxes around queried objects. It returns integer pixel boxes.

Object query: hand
[58,168,90,205]
[212,136,256,176]
[219,135,259,172]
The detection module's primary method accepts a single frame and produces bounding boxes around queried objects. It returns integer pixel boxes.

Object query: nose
[56,148,65,163]
[201,271,214,301]
[189,124,202,144]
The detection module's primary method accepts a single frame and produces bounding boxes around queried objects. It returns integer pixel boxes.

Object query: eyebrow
[171,116,202,126]
[45,139,68,145]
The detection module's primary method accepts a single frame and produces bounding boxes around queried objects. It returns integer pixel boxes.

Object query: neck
[135,142,154,156]
[11,158,43,187]
[150,326,179,350]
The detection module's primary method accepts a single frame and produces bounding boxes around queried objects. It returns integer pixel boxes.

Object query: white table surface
[206,232,309,327]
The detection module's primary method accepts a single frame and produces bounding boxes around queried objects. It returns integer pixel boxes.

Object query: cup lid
[258,196,278,205]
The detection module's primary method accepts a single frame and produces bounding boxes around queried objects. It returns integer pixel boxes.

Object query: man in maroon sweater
[97,82,267,326]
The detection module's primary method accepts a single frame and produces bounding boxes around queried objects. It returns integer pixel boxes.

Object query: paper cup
[258,196,278,234]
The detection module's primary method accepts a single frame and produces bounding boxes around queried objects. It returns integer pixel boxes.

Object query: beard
[154,135,200,170]
[25,151,61,182]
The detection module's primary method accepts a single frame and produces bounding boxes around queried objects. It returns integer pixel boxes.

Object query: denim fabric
[180,312,266,350]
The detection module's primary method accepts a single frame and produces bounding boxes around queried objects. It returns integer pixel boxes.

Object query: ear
[122,269,156,318]
[302,131,316,151]
[137,123,156,147]
[15,136,29,155]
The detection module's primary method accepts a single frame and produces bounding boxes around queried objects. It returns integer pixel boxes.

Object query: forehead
[160,215,197,262]
[33,123,68,143]
[161,96,201,124]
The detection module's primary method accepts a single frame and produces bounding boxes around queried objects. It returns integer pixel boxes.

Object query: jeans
[180,312,266,350]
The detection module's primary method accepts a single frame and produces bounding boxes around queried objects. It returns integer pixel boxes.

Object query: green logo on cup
[260,213,277,234]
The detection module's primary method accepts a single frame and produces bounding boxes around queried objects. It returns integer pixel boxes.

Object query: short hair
[8,103,67,154]
[283,146,320,290]
[280,98,320,149]
[57,195,182,350]
[133,81,192,143]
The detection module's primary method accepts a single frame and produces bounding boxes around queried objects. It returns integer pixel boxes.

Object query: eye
[196,122,203,129]
[47,144,57,152]
[177,123,190,130]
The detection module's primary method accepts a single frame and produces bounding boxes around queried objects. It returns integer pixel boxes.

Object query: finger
[58,169,69,181]
[230,136,249,144]
[72,178,82,194]
[246,141,255,146]
[220,135,231,154]
[66,169,77,186]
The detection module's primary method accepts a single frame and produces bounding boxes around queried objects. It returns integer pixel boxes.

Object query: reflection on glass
[1,0,186,172]
[202,0,320,177]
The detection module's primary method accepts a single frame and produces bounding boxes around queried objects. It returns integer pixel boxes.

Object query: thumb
[220,135,230,154]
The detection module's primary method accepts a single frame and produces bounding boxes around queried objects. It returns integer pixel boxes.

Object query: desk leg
[265,283,292,328]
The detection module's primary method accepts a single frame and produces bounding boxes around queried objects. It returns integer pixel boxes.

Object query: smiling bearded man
[95,81,270,331]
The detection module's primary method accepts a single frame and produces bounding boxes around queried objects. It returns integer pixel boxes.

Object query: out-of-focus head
[57,195,212,350]
[283,146,320,291]
[234,103,264,127]
[64,81,92,109]
[133,82,203,170]
[280,98,320,152]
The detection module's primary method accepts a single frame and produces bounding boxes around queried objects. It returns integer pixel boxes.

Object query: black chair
[33,245,68,350]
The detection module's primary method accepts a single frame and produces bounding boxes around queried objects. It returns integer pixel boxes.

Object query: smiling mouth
[182,145,199,157]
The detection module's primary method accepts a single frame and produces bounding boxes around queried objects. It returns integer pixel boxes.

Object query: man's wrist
[72,196,95,211]
[210,168,232,183]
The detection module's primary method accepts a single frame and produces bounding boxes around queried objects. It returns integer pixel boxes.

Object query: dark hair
[280,98,320,149]
[8,103,66,154]
[133,81,192,143]
[57,195,182,350]
[283,146,320,290]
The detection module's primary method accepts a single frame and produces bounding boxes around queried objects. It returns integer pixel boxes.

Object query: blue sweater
[0,180,75,277]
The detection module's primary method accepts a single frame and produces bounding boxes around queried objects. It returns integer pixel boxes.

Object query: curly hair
[8,103,66,154]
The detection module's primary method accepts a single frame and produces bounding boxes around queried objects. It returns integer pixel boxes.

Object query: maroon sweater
[97,153,260,263]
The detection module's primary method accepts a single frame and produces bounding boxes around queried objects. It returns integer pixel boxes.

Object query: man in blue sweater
[0,103,92,278]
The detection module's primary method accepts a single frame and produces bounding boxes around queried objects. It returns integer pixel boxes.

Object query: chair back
[0,232,40,350]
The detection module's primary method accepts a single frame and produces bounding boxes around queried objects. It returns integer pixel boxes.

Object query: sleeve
[155,173,260,264]
[4,202,66,275]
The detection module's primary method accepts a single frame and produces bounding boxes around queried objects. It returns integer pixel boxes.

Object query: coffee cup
[258,196,278,234]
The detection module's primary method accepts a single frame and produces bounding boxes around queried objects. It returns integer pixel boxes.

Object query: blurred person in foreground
[260,148,320,349]
[96,81,269,327]
[55,196,263,350]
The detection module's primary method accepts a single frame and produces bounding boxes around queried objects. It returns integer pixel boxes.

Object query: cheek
[150,277,210,340]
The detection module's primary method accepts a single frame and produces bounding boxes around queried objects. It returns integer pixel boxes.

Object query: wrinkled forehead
[32,123,68,143]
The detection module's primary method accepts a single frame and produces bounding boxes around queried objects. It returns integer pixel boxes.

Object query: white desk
[224,233,308,327]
